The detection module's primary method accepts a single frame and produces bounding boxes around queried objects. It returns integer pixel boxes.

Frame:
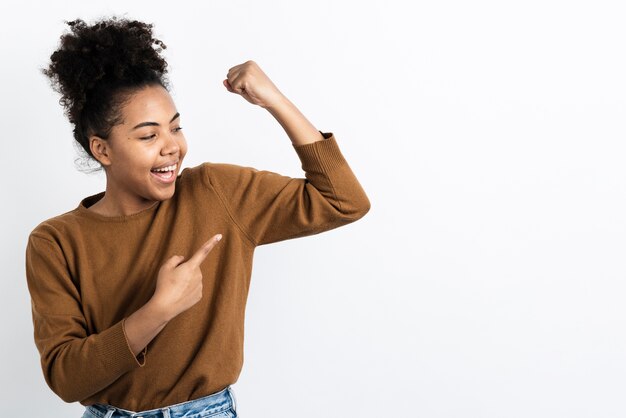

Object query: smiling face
[89,84,188,216]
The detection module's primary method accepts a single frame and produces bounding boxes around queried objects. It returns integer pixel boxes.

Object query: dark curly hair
[41,16,171,171]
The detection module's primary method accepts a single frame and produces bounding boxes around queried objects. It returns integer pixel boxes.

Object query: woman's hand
[150,234,223,321]
[223,60,286,109]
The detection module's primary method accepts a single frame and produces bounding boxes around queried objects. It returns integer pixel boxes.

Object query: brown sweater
[25,131,370,411]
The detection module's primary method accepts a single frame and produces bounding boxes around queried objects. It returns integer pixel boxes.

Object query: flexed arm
[211,60,370,247]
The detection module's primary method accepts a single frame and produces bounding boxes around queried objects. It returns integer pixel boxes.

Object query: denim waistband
[85,385,236,418]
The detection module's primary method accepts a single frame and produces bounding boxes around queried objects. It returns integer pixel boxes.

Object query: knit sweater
[24,131,370,411]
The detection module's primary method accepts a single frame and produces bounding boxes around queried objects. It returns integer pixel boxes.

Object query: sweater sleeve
[25,233,147,403]
[204,131,370,246]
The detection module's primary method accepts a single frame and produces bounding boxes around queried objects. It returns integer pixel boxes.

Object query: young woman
[26,16,370,418]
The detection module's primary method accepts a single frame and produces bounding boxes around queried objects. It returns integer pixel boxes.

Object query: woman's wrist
[145,296,174,324]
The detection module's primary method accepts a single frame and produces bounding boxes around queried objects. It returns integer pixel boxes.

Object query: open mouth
[150,163,178,182]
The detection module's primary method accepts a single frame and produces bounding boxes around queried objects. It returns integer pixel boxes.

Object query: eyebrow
[131,112,180,130]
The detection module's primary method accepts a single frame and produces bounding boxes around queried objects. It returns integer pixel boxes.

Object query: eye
[140,127,182,140]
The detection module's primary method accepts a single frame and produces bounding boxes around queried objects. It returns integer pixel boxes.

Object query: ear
[89,135,112,166]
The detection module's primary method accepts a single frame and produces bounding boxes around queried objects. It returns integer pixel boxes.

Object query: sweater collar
[76,192,161,222]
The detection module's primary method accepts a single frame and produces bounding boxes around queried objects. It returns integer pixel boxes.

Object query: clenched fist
[223,60,285,109]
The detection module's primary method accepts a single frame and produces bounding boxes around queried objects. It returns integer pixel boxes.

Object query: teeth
[152,164,177,172]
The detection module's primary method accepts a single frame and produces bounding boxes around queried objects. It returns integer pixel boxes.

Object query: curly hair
[41,16,171,171]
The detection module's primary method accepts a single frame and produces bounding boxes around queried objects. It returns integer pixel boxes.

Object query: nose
[161,131,180,156]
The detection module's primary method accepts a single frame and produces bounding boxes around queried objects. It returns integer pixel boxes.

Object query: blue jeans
[82,385,238,418]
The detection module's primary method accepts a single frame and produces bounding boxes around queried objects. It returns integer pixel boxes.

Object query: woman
[26,16,370,417]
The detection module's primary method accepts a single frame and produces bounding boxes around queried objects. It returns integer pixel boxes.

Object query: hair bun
[43,16,169,122]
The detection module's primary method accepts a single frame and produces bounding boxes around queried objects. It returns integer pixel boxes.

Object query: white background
[1,0,625,417]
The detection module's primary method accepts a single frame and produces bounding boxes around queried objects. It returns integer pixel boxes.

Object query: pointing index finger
[188,234,222,267]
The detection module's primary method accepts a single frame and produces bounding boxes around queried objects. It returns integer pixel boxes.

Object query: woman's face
[90,84,188,214]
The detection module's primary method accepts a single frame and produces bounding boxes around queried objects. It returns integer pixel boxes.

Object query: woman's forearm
[265,95,325,146]
[123,300,170,357]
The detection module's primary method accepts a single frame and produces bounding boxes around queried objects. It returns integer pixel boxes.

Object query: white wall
[2,0,625,416]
